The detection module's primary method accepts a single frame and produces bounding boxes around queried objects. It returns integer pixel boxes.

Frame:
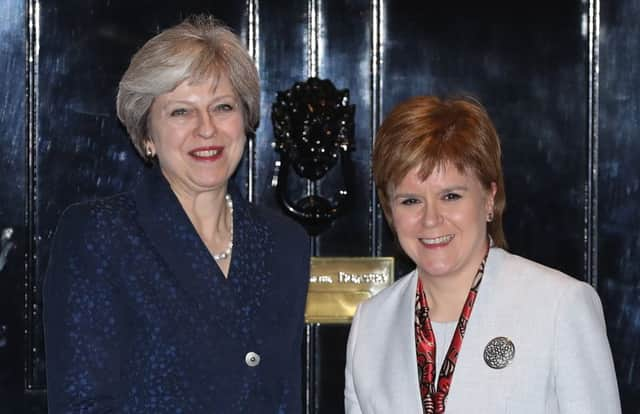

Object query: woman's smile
[188,146,224,161]
[390,164,495,281]
[419,234,455,247]
[147,74,246,198]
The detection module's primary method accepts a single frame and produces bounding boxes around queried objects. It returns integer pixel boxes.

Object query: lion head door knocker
[271,77,355,236]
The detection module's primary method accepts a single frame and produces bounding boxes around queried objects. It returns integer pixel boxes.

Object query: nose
[421,203,442,227]
[197,111,216,138]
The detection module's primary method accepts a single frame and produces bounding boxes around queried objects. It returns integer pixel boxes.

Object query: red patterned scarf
[415,250,488,413]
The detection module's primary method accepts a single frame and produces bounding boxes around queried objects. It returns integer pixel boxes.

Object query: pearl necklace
[212,194,233,261]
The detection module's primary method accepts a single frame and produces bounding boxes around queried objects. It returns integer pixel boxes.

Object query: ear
[486,181,498,214]
[144,138,156,158]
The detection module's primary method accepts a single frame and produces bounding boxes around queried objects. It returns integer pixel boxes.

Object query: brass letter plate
[305,257,394,324]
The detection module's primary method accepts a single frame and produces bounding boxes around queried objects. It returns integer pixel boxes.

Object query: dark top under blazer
[43,167,311,413]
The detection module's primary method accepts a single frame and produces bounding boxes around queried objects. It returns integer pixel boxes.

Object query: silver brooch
[483,336,515,369]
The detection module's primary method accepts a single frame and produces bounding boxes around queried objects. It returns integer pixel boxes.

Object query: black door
[1,1,638,412]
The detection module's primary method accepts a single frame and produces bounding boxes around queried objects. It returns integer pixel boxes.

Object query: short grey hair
[116,15,260,159]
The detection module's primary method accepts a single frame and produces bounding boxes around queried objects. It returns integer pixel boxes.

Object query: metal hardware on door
[0,228,14,349]
[271,77,355,236]
[0,227,14,272]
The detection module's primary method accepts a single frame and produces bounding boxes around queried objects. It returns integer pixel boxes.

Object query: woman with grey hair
[43,15,310,413]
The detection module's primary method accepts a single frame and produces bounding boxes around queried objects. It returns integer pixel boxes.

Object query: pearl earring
[145,142,155,159]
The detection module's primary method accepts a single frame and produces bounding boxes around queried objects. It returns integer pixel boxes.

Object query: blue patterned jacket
[43,167,310,413]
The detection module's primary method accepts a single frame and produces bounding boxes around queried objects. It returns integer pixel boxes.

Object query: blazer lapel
[445,248,511,412]
[384,271,424,412]
[217,185,273,345]
[133,168,272,345]
[133,167,225,321]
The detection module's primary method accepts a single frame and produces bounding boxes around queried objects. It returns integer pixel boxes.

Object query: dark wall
[0,1,638,413]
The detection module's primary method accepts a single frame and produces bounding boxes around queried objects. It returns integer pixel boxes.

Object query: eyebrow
[161,95,237,108]
[175,94,235,102]
[392,185,469,199]
[393,192,418,198]
[439,185,469,193]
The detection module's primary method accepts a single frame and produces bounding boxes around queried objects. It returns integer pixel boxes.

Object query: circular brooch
[483,336,515,369]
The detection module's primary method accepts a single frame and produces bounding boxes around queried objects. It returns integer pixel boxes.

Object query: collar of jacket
[131,166,272,335]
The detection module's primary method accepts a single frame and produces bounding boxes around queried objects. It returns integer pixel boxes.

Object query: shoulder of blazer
[489,248,593,297]
[45,192,138,292]
[231,199,310,291]
[358,269,417,315]
[249,203,308,239]
[242,201,310,254]
[51,192,138,250]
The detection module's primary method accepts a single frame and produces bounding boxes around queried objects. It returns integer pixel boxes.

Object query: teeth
[193,149,220,157]
[420,234,454,245]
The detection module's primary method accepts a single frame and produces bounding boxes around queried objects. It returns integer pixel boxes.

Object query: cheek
[226,136,247,160]
[448,209,472,225]
[391,211,418,236]
[146,104,165,135]
[220,112,245,131]
[231,121,247,140]
[460,204,489,232]
[234,133,247,147]
[147,115,168,144]
[153,123,190,150]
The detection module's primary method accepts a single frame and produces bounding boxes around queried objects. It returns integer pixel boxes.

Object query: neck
[176,189,234,278]
[419,244,489,322]
[173,187,230,236]
[420,273,473,323]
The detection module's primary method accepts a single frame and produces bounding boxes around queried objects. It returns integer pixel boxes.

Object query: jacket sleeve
[554,282,621,413]
[43,205,124,413]
[279,230,311,413]
[344,304,364,414]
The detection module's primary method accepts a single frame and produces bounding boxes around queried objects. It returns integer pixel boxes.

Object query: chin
[418,261,457,278]
[189,174,228,188]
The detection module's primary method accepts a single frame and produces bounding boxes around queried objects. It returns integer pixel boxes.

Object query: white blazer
[345,248,621,414]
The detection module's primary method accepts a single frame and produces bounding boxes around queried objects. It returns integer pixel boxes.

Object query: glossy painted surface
[0,1,26,412]
[380,1,588,280]
[315,0,373,257]
[599,1,640,411]
[304,2,374,409]
[255,0,308,210]
[0,0,639,413]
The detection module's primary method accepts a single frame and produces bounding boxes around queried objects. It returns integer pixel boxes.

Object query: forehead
[160,73,236,101]
[394,163,482,191]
